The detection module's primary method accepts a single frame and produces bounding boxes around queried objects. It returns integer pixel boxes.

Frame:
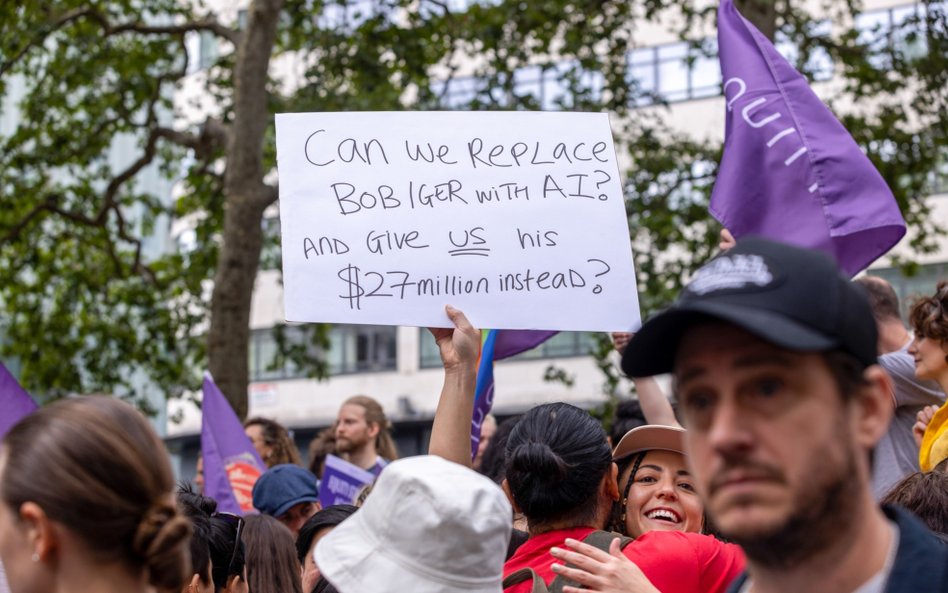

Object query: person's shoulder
[632,530,743,557]
[879,349,945,404]
[885,506,948,591]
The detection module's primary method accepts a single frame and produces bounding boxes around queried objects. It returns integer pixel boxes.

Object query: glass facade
[249,324,397,381]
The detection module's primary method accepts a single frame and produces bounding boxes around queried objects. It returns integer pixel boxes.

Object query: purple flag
[710,0,905,276]
[472,330,558,458]
[0,363,38,439]
[318,454,376,507]
[201,372,265,515]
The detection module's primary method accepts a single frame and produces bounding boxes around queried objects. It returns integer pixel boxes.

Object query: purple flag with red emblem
[710,0,905,276]
[0,362,38,439]
[201,372,265,515]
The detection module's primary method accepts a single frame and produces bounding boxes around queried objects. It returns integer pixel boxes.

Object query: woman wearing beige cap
[609,424,704,538]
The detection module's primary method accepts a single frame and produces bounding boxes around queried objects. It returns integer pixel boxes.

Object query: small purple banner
[471,329,558,458]
[201,372,265,515]
[0,362,38,439]
[710,0,905,276]
[319,454,376,508]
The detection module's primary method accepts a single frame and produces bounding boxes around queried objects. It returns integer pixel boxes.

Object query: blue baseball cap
[252,464,320,517]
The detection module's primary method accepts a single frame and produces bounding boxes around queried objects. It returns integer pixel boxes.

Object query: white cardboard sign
[275,111,641,331]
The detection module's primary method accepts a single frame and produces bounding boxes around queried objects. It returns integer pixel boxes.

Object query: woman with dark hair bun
[0,396,191,593]
[504,403,614,532]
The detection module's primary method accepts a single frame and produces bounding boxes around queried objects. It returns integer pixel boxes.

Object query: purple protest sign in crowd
[1,2,947,593]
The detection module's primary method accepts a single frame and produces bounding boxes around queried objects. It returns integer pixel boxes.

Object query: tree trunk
[735,0,777,40]
[206,0,284,419]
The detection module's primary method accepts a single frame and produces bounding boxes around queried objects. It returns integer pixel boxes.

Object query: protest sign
[319,454,377,507]
[275,111,641,331]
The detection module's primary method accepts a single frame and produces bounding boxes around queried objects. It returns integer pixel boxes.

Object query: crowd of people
[1,237,947,593]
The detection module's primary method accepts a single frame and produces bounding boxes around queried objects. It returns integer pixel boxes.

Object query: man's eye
[756,378,783,397]
[682,392,714,411]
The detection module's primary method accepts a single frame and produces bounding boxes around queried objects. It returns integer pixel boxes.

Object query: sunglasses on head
[213,512,245,573]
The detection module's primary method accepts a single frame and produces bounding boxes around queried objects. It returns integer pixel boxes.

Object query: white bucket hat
[315,455,512,593]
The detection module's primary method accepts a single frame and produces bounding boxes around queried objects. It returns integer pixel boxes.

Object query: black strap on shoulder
[503,568,550,593]
[547,531,635,593]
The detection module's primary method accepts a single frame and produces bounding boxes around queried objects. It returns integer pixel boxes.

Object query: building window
[432,2,935,110]
[249,324,397,381]
[419,329,596,369]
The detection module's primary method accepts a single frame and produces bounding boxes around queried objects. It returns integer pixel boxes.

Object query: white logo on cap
[688,254,774,295]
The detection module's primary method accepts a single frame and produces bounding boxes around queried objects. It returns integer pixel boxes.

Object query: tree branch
[155,117,230,160]
[0,6,96,77]
[2,6,240,79]
[106,17,241,46]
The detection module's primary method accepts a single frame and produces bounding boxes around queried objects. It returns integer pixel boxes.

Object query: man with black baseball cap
[623,237,948,593]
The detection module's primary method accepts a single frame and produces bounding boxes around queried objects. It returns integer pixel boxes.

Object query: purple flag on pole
[710,0,905,276]
[0,363,38,439]
[201,372,265,515]
[318,454,376,507]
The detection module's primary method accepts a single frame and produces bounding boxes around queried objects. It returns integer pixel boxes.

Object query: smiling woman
[610,425,704,538]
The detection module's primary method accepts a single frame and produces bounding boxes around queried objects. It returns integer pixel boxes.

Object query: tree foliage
[1,0,944,414]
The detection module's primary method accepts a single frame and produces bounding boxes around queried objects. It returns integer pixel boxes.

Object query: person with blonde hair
[0,397,191,593]
[334,396,398,475]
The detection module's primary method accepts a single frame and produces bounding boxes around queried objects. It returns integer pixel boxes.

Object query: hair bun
[510,441,568,481]
[133,498,191,593]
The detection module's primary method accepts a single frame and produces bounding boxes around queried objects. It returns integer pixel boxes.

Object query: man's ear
[367,422,381,440]
[500,479,522,513]
[854,365,895,452]
[19,502,57,563]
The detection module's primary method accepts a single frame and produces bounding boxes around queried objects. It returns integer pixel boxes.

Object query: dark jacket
[726,506,948,593]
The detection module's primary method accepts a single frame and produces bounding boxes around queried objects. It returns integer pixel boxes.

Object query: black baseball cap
[622,237,878,377]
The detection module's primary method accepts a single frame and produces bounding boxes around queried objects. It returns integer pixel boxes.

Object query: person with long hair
[245,417,302,468]
[334,396,398,475]
[0,397,191,593]
[242,515,303,593]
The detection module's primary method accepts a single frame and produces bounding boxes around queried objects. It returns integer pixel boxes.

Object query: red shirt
[504,527,745,593]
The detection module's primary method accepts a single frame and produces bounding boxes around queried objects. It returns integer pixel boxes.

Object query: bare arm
[551,538,663,593]
[632,376,681,428]
[427,305,481,467]
[612,332,680,428]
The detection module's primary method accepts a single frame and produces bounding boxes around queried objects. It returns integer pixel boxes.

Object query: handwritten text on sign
[275,112,641,331]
